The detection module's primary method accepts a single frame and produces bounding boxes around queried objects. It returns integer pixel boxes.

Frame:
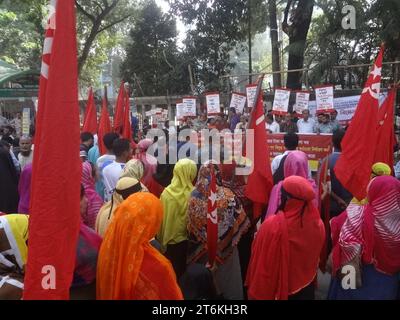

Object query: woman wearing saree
[328,175,400,300]
[18,163,32,214]
[97,192,183,300]
[264,150,317,221]
[81,161,104,229]
[157,158,197,279]
[246,176,325,300]
[187,163,250,299]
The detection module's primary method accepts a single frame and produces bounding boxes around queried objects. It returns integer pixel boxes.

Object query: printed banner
[268,133,332,171]
[246,84,258,109]
[315,86,334,113]
[230,92,247,113]
[294,91,310,115]
[22,108,30,136]
[272,88,290,115]
[206,92,220,115]
[308,92,387,126]
[182,97,197,117]
[176,102,185,120]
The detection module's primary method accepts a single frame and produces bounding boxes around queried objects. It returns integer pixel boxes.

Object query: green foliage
[0,0,46,70]
[169,0,268,92]
[120,0,190,96]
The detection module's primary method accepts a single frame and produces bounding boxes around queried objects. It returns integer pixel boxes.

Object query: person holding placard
[297,109,316,134]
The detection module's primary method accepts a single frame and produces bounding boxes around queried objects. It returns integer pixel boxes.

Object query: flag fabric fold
[244,77,274,219]
[23,0,81,300]
[122,87,132,142]
[113,82,125,134]
[374,87,396,169]
[82,87,97,134]
[207,164,218,266]
[334,46,384,201]
[98,95,112,155]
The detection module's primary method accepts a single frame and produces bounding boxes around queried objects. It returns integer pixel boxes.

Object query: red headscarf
[246,176,325,300]
[333,176,400,275]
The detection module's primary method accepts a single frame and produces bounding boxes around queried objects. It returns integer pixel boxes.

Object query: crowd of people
[0,107,399,300]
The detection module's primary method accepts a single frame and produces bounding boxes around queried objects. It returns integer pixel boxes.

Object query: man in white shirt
[297,109,315,134]
[271,133,299,179]
[265,114,280,133]
[18,135,33,170]
[102,138,133,201]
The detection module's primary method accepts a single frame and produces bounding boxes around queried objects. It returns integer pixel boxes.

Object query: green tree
[169,0,267,92]
[0,0,46,70]
[120,0,190,96]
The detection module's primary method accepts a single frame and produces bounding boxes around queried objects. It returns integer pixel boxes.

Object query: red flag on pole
[98,94,112,155]
[334,46,384,201]
[122,86,132,142]
[82,87,97,134]
[113,82,125,134]
[23,0,81,300]
[207,164,218,266]
[245,77,274,219]
[374,87,396,169]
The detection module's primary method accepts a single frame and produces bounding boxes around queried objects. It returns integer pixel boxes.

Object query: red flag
[374,87,396,169]
[245,77,274,219]
[98,95,112,155]
[113,82,125,134]
[23,0,81,300]
[122,87,132,142]
[207,164,218,266]
[82,87,97,134]
[318,156,331,272]
[334,46,384,200]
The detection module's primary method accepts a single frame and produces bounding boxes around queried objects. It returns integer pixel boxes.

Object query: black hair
[112,138,130,157]
[266,114,274,122]
[80,131,94,143]
[284,133,299,150]
[332,128,345,151]
[103,132,119,150]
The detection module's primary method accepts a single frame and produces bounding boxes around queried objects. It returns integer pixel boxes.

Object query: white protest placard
[145,111,152,117]
[155,107,162,115]
[229,92,247,113]
[22,108,30,136]
[176,102,185,120]
[246,84,258,109]
[182,97,197,117]
[206,92,220,116]
[294,91,310,115]
[315,85,334,113]
[272,88,290,114]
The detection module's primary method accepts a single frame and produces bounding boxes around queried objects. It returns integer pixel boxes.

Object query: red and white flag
[335,46,384,200]
[245,76,274,219]
[207,164,218,266]
[24,0,81,300]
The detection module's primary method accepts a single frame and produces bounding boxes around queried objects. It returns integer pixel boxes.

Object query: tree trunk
[283,0,314,89]
[78,21,101,75]
[268,0,281,88]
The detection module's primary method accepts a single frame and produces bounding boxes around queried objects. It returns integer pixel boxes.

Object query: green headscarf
[157,158,197,249]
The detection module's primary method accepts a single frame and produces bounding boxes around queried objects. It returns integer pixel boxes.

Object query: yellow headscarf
[352,162,392,204]
[157,158,197,249]
[371,162,391,178]
[120,159,144,180]
[0,214,29,269]
[95,177,141,237]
